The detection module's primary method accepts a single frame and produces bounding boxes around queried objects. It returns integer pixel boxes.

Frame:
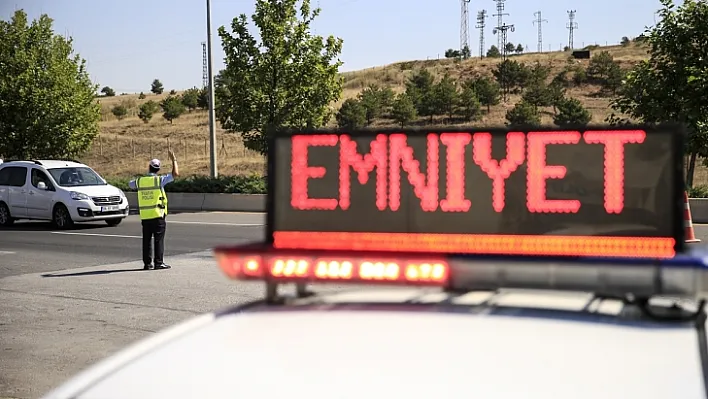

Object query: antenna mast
[566,10,578,50]
[492,0,509,51]
[532,11,547,53]
[460,0,471,56]
[475,10,488,58]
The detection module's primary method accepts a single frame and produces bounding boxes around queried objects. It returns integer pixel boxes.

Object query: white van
[0,160,129,228]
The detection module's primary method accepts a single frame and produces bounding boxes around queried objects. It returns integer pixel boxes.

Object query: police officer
[129,150,179,270]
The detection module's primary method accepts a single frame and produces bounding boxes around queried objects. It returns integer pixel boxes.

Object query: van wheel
[52,204,74,229]
[0,202,14,227]
[105,218,122,227]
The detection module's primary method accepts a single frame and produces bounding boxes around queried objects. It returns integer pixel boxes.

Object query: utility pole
[475,10,488,58]
[492,0,508,51]
[493,22,515,101]
[566,10,578,51]
[460,0,471,57]
[532,11,547,53]
[206,0,218,177]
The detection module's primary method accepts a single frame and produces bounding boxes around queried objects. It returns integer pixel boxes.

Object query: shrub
[108,174,267,194]
[688,185,708,198]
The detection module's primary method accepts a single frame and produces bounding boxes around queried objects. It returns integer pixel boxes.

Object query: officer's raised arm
[169,149,179,178]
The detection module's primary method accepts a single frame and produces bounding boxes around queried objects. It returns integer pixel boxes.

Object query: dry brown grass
[86,43,668,179]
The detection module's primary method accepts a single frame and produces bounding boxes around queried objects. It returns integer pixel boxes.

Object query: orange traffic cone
[684,191,701,243]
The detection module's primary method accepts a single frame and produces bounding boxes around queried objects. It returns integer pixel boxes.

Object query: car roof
[44,288,705,399]
[0,160,86,169]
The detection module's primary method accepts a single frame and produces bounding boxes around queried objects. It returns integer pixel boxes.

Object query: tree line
[335,50,624,130]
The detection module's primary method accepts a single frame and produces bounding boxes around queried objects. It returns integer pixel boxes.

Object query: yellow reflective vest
[136,175,168,220]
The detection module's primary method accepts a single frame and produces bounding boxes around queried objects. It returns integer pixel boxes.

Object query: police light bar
[213,245,708,300]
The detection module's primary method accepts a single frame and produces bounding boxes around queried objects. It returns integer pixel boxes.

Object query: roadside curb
[126,193,708,222]
[125,192,265,213]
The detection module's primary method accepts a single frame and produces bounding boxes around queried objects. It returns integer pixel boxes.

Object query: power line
[492,0,509,51]
[493,22,515,101]
[460,0,471,56]
[566,10,578,50]
[475,10,488,58]
[532,11,547,53]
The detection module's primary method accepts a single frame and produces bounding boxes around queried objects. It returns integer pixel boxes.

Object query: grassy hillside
[85,43,695,180]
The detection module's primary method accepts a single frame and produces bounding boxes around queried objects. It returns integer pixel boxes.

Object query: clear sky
[1,0,666,94]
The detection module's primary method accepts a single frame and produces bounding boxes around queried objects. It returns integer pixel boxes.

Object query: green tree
[160,95,185,124]
[101,86,115,97]
[181,87,200,111]
[151,79,164,95]
[515,43,524,54]
[433,74,458,121]
[405,69,436,122]
[358,84,394,125]
[138,100,159,123]
[457,84,482,121]
[0,10,100,159]
[138,92,146,99]
[486,45,500,58]
[587,51,618,83]
[547,80,566,113]
[608,0,708,186]
[522,83,552,109]
[444,48,461,58]
[620,36,631,46]
[505,101,541,127]
[391,93,417,126]
[111,104,128,120]
[528,62,551,86]
[336,98,366,129]
[492,59,530,95]
[197,87,209,109]
[504,42,516,55]
[461,45,471,59]
[215,0,343,154]
[470,76,501,112]
[553,97,592,127]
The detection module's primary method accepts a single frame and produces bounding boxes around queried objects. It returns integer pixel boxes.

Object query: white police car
[42,125,707,398]
[0,159,129,228]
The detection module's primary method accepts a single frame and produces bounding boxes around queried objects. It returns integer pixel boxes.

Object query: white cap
[149,159,161,169]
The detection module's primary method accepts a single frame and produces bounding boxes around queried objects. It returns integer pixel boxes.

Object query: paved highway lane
[0,212,265,279]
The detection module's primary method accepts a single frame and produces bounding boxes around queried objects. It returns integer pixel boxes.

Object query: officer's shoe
[144,264,154,270]
[154,263,171,270]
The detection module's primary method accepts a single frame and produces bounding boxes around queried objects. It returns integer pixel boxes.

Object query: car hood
[62,185,123,197]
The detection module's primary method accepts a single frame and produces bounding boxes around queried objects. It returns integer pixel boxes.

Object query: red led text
[290,130,646,214]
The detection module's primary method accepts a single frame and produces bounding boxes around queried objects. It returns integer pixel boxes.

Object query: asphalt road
[0,212,265,279]
[2,216,708,399]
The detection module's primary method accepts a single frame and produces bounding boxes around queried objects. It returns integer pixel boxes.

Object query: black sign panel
[267,126,684,257]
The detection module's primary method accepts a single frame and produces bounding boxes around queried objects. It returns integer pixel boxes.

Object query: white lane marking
[169,221,263,226]
[51,232,141,238]
[0,251,16,255]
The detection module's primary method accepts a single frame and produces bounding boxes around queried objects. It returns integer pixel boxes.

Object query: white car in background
[0,159,129,228]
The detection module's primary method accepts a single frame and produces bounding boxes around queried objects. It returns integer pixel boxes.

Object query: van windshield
[48,167,106,187]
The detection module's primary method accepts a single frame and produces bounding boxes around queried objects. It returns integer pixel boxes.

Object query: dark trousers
[142,216,166,266]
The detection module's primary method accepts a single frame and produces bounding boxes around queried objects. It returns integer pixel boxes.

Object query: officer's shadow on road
[41,268,145,278]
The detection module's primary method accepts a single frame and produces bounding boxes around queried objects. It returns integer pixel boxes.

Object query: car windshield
[48,167,106,187]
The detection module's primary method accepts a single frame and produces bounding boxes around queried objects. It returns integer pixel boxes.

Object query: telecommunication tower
[566,10,578,50]
[460,0,471,56]
[475,10,488,58]
[492,0,509,50]
[532,11,547,53]
[202,41,208,88]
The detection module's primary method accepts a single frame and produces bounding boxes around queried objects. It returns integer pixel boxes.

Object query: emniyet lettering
[290,131,646,214]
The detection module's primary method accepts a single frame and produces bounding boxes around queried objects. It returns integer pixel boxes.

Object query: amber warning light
[268,126,684,258]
